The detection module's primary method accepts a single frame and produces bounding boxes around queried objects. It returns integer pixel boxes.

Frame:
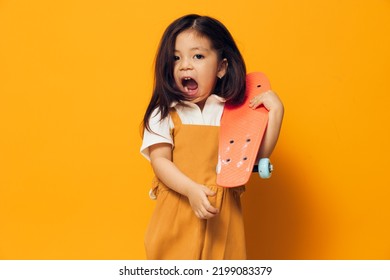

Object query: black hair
[143,14,246,132]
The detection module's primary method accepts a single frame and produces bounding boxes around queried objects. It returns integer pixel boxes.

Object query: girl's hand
[149,143,219,219]
[186,185,219,219]
[249,90,284,158]
[249,90,283,112]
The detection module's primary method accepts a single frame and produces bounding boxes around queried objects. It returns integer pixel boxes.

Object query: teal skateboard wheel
[258,158,273,179]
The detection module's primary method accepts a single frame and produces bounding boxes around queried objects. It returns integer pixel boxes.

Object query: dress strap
[169,108,182,131]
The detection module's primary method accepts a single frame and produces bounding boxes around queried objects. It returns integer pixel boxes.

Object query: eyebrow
[174,47,210,52]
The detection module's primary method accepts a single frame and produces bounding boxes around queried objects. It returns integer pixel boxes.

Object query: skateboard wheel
[258,158,273,179]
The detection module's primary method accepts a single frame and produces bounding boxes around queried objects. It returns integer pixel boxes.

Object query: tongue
[184,79,198,91]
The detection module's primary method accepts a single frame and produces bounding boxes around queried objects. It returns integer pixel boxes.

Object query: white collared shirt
[140,94,225,160]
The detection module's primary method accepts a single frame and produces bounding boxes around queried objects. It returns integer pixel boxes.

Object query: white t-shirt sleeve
[140,109,173,161]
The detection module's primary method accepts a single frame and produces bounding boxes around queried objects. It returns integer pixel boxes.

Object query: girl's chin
[183,88,198,97]
[182,89,199,100]
[187,94,209,106]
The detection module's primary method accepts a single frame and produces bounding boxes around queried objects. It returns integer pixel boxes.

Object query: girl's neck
[196,99,207,111]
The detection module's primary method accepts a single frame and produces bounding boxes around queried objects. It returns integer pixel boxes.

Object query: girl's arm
[249,90,284,159]
[149,143,219,219]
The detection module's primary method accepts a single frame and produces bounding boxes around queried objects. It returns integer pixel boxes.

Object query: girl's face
[173,30,227,109]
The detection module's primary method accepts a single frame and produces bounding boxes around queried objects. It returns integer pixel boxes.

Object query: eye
[194,54,204,59]
[174,55,180,61]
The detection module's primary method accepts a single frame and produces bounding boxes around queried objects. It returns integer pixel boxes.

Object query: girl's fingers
[249,90,280,110]
[204,188,216,196]
[193,186,219,219]
[206,204,219,214]
[249,93,265,109]
[197,204,218,219]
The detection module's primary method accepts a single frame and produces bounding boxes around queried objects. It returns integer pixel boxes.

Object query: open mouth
[181,77,198,95]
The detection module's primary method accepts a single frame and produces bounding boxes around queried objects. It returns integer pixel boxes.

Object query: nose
[179,57,193,71]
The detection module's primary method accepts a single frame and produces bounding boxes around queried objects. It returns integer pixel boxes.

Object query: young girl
[141,14,284,260]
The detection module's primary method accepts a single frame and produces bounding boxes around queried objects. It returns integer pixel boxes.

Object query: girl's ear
[217,58,228,79]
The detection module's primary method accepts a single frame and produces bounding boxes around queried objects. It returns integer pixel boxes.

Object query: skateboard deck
[217,72,270,187]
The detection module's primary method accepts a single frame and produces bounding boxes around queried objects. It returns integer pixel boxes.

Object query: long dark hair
[143,14,246,132]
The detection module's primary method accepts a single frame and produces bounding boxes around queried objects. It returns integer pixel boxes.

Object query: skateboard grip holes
[246,138,251,142]
[229,140,234,144]
[226,159,231,163]
[243,157,248,161]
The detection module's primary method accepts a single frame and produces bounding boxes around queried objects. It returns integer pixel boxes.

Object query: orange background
[1,0,389,259]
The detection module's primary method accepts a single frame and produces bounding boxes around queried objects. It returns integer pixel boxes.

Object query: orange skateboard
[217,72,272,187]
